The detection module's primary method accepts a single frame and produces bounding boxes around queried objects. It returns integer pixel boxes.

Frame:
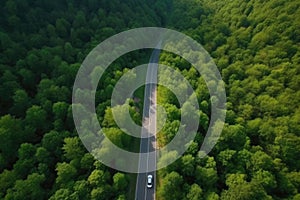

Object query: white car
[147,174,153,188]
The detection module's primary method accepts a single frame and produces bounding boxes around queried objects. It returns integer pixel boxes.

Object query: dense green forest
[0,0,299,199]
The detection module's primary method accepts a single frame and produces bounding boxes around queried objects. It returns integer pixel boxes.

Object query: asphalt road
[135,47,161,200]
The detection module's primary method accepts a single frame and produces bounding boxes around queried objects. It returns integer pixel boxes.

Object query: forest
[0,0,299,199]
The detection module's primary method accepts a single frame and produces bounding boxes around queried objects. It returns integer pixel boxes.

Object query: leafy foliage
[0,0,299,199]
